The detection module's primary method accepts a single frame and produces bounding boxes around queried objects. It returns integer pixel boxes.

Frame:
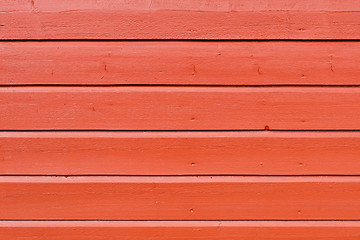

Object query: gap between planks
[3,130,360,136]
[2,39,360,42]
[3,130,360,132]
[3,86,360,91]
[3,175,360,177]
[1,176,360,183]
[4,85,360,87]
[2,220,360,225]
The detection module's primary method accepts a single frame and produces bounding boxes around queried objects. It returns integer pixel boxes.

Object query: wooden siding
[2,221,360,240]
[2,131,360,175]
[1,0,360,39]
[1,0,359,239]
[1,176,360,220]
[1,87,360,130]
[1,41,360,85]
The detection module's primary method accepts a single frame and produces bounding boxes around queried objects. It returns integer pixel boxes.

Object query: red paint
[1,0,360,39]
[1,0,360,237]
[1,221,360,240]
[2,131,360,175]
[1,87,360,130]
[2,41,359,85]
[1,176,360,220]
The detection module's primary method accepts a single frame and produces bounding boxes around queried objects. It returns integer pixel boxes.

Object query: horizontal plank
[1,176,360,220]
[1,87,360,130]
[2,41,360,85]
[1,0,360,39]
[1,221,360,240]
[3,131,360,175]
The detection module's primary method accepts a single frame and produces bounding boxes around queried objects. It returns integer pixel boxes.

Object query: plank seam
[0,219,360,222]
[3,84,360,87]
[2,175,360,177]
[2,39,360,42]
[2,176,359,180]
[2,130,360,132]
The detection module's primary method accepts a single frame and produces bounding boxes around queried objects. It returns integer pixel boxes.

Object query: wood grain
[1,176,360,220]
[1,221,360,240]
[2,41,360,85]
[3,131,360,175]
[1,87,360,130]
[1,0,360,39]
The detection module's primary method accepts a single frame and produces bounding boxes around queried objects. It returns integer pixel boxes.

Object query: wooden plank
[3,131,360,175]
[1,176,360,220]
[1,0,360,39]
[1,87,360,130]
[1,221,360,240]
[2,41,360,85]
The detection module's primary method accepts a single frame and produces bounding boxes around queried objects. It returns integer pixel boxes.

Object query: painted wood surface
[1,176,360,220]
[1,221,360,240]
[2,131,360,175]
[2,0,360,237]
[2,41,360,85]
[1,87,360,130]
[1,0,360,39]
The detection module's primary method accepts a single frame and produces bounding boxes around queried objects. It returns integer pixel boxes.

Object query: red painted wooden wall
[1,0,360,239]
